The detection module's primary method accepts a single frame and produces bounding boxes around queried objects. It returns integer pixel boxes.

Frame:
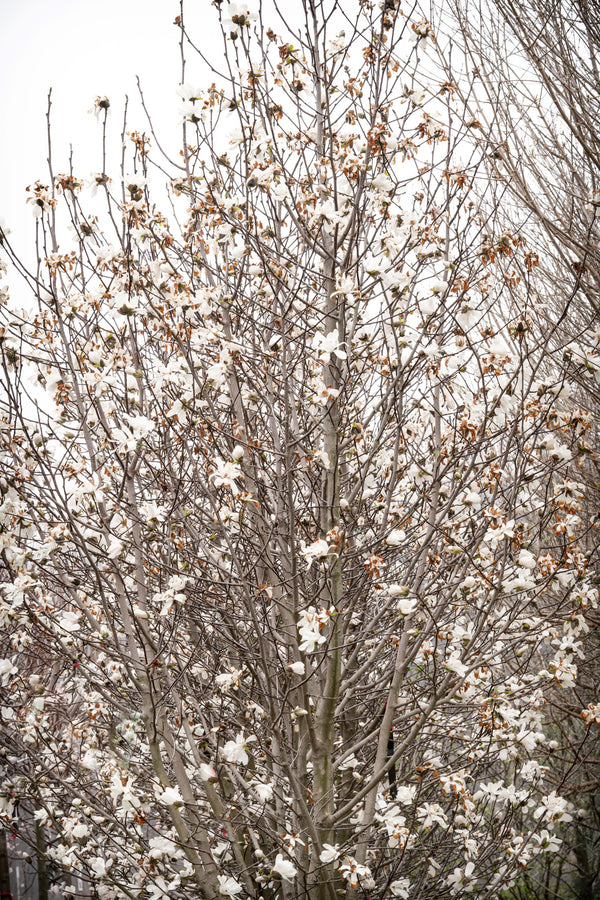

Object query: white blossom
[301,538,330,563]
[252,780,274,801]
[319,843,340,863]
[390,878,411,898]
[445,651,468,678]
[385,528,406,546]
[297,606,333,653]
[312,329,347,364]
[218,875,244,897]
[447,861,477,894]
[534,791,573,824]
[417,802,448,829]
[222,733,250,765]
[286,661,306,675]
[339,858,372,889]
[0,658,17,685]
[156,785,184,807]
[272,853,297,881]
[58,610,81,633]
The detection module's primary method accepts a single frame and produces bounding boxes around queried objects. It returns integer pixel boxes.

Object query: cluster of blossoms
[296,606,335,653]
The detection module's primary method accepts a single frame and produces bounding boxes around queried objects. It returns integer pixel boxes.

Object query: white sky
[0,0,218,260]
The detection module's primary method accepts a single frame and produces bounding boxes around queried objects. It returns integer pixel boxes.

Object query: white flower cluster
[297,606,335,653]
[152,574,189,617]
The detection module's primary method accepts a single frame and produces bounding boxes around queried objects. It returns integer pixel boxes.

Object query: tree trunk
[35,823,48,900]
[0,830,12,900]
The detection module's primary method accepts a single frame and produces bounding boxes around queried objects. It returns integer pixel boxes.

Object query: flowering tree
[445,1,600,893]
[0,1,598,898]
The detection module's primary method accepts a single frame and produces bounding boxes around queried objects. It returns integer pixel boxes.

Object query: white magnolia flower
[157,785,184,807]
[371,174,394,192]
[313,448,331,469]
[385,528,406,546]
[148,836,180,859]
[177,83,204,101]
[319,844,340,863]
[406,86,427,105]
[533,829,562,853]
[212,841,229,859]
[581,702,600,726]
[534,791,573,824]
[363,253,385,275]
[302,539,330,564]
[397,597,418,615]
[395,784,417,804]
[218,875,243,897]
[272,853,297,881]
[445,651,468,678]
[447,861,476,894]
[339,857,372,889]
[310,199,350,231]
[58,610,81,633]
[139,500,167,522]
[89,857,111,878]
[419,295,438,316]
[253,780,274,801]
[215,667,245,692]
[0,659,17,686]
[430,279,448,294]
[212,459,241,490]
[518,549,537,569]
[178,88,207,124]
[312,329,347,364]
[516,729,544,752]
[222,3,258,34]
[0,795,15,819]
[390,877,411,898]
[80,750,99,771]
[122,175,147,207]
[503,571,536,592]
[106,537,124,559]
[286,661,306,676]
[387,584,410,597]
[33,808,51,826]
[124,413,155,438]
[222,733,250,765]
[169,574,189,591]
[379,805,413,849]
[519,759,546,782]
[417,802,448,829]
[146,876,178,900]
[271,180,291,201]
[297,606,332,653]
[112,414,155,452]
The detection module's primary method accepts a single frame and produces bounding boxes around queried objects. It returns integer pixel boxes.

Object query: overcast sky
[0,0,217,258]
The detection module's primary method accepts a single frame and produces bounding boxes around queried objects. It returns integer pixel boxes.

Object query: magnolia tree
[0,1,598,898]
[444,1,600,893]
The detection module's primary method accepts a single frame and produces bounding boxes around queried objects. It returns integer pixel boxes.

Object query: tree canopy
[1,1,599,898]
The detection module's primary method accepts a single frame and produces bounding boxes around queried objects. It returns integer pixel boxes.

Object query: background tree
[0,1,597,898]
[446,0,600,895]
